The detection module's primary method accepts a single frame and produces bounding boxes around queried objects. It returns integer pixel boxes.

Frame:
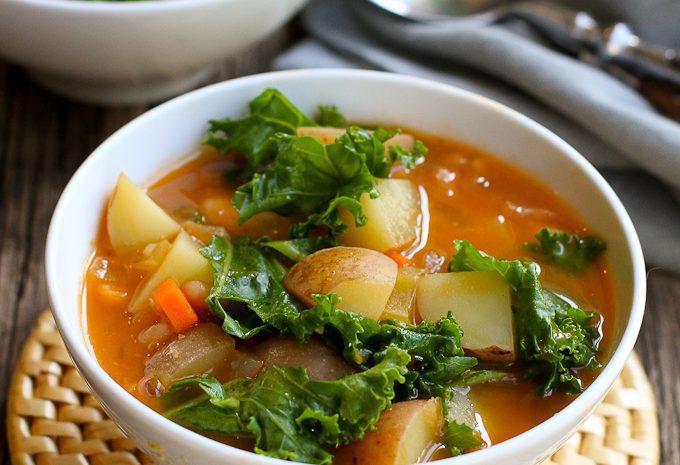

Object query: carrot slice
[151,278,198,332]
[386,250,412,267]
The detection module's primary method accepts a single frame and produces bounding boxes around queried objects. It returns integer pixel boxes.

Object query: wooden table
[0,19,678,465]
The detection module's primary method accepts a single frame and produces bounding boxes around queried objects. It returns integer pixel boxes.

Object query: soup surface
[85,109,613,463]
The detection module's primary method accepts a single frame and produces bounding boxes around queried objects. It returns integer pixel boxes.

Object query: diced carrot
[151,278,198,332]
[386,250,412,267]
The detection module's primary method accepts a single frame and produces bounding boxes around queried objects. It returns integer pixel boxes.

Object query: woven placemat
[7,310,660,465]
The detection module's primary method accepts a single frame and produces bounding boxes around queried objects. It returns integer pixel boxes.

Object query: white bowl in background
[0,0,307,105]
[46,69,646,465]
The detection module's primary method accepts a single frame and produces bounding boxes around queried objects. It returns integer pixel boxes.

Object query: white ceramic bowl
[0,0,307,105]
[46,69,646,465]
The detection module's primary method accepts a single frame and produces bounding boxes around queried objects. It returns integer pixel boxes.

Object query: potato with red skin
[144,323,236,387]
[251,336,355,381]
[334,398,443,465]
[283,247,398,320]
[417,271,516,362]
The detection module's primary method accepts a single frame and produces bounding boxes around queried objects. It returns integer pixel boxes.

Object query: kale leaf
[388,139,429,170]
[259,236,338,262]
[525,228,606,273]
[201,236,477,397]
[205,88,316,167]
[448,240,600,395]
[316,104,347,127]
[442,422,483,457]
[165,347,410,465]
[232,131,381,237]
[200,237,302,339]
[206,89,428,239]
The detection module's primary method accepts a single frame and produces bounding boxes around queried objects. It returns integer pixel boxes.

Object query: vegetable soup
[85,90,613,465]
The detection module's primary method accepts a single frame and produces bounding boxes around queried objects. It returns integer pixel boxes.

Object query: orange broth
[85,129,615,452]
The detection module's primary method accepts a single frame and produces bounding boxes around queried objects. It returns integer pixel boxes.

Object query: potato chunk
[252,337,354,381]
[334,398,442,465]
[297,127,415,152]
[107,174,180,253]
[283,247,398,320]
[144,323,235,387]
[417,271,515,362]
[129,231,212,312]
[384,133,415,151]
[340,179,420,252]
[297,126,344,144]
[382,267,425,323]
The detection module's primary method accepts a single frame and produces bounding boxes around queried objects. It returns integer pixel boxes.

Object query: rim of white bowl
[6,0,242,13]
[46,69,646,465]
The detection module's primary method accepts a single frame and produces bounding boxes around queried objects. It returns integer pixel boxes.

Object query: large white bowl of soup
[46,69,646,465]
[0,0,307,105]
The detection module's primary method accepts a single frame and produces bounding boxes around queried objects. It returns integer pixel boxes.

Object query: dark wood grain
[0,18,678,465]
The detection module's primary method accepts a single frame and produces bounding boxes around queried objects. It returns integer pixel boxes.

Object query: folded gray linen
[273,0,680,272]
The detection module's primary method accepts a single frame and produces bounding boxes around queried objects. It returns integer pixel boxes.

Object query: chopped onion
[252,337,354,381]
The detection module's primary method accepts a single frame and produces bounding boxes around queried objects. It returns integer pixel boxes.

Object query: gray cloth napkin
[274,0,680,272]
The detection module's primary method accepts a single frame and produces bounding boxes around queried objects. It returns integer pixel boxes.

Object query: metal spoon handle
[604,23,680,72]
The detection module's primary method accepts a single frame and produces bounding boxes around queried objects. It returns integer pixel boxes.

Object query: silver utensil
[364,0,680,79]
[363,0,680,119]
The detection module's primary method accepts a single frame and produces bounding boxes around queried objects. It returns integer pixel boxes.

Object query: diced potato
[252,337,355,381]
[417,271,515,362]
[297,126,344,144]
[283,247,398,320]
[107,174,180,253]
[128,231,213,312]
[334,398,443,465]
[297,127,415,152]
[382,267,425,323]
[340,179,420,252]
[384,133,415,152]
[144,323,236,387]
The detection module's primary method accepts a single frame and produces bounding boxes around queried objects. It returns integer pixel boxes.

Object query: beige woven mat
[7,310,660,465]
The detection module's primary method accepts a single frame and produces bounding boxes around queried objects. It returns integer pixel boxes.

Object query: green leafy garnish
[165,347,410,465]
[232,131,377,237]
[388,139,428,170]
[442,422,483,456]
[205,88,316,167]
[206,89,428,240]
[259,237,338,262]
[439,389,484,456]
[199,237,298,339]
[316,105,347,127]
[448,240,600,395]
[525,228,606,273]
[200,236,477,397]
[452,370,508,387]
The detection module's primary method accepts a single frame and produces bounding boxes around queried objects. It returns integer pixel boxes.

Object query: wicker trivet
[7,310,660,465]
